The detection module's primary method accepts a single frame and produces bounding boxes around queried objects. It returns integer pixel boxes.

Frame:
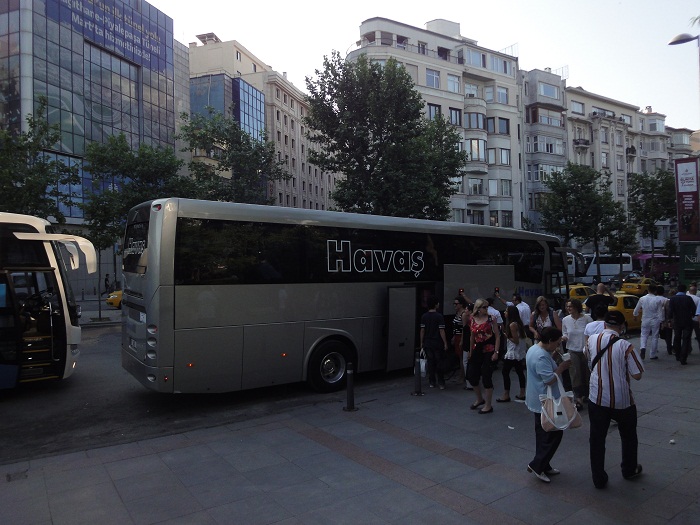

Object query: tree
[81,134,194,316]
[539,163,600,247]
[0,97,79,223]
[304,52,466,220]
[179,107,288,204]
[628,169,676,274]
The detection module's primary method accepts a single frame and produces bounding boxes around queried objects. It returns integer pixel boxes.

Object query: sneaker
[527,465,550,483]
[640,348,646,359]
[439,384,446,390]
[429,383,436,388]
[624,464,643,480]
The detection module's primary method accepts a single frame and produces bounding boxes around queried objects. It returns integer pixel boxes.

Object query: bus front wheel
[308,340,354,393]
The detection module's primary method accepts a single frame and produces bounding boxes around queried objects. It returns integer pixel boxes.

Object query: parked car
[607,293,641,335]
[609,271,643,288]
[620,277,657,296]
[105,290,122,309]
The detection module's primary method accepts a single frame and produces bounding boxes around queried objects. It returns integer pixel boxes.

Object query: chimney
[283,72,287,79]
[544,67,551,73]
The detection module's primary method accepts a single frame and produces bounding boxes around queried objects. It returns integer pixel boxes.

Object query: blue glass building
[1,0,177,220]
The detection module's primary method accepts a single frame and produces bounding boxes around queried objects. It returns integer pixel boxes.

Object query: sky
[148,0,700,130]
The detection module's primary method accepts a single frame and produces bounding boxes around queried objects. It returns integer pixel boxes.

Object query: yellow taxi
[105,290,122,309]
[555,284,596,301]
[608,293,641,335]
[620,277,657,297]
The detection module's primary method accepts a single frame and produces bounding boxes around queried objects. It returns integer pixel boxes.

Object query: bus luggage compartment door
[386,286,416,371]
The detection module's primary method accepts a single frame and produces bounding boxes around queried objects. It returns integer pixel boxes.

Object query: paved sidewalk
[2,337,699,524]
[78,298,121,327]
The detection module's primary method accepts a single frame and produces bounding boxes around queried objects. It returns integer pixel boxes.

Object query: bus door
[10,270,67,383]
[443,264,515,309]
[386,286,417,371]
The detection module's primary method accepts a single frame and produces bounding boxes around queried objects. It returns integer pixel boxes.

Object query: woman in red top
[468,298,500,414]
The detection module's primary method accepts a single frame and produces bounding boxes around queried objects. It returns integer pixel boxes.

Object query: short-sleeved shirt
[525,343,560,414]
[585,294,614,313]
[587,329,644,409]
[421,311,445,348]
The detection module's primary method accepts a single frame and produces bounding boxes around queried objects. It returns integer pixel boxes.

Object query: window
[452,209,464,223]
[426,69,440,88]
[620,114,632,125]
[236,51,242,60]
[396,35,407,49]
[449,107,461,126]
[649,118,664,132]
[498,118,510,134]
[427,104,441,120]
[500,148,511,165]
[466,139,487,161]
[418,42,427,55]
[501,211,513,228]
[601,152,609,168]
[490,56,512,75]
[501,179,512,197]
[530,136,564,155]
[486,117,495,133]
[467,49,486,67]
[538,82,559,99]
[571,101,584,114]
[283,93,288,104]
[447,74,460,93]
[616,154,624,171]
[464,83,479,97]
[276,88,280,99]
[615,130,623,147]
[639,118,645,131]
[617,178,624,196]
[533,108,563,127]
[465,113,485,129]
[490,210,499,226]
[484,86,494,103]
[468,178,483,195]
[487,148,497,165]
[601,127,609,143]
[470,210,485,225]
[497,87,508,104]
[489,180,498,197]
[252,63,257,72]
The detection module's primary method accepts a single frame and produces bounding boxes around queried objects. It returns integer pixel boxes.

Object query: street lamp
[668,32,700,128]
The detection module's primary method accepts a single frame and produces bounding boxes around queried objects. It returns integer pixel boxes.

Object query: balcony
[466,194,489,206]
[573,138,590,149]
[625,146,636,157]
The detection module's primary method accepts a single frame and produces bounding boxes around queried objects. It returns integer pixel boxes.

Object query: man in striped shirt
[585,310,644,489]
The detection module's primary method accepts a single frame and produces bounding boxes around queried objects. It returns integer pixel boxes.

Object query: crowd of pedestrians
[419,280,700,490]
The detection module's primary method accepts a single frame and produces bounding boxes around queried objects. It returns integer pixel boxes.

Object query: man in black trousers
[668,283,696,365]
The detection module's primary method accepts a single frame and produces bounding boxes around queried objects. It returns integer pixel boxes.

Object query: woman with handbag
[524,326,571,483]
[496,305,527,403]
[529,296,562,342]
[467,299,500,414]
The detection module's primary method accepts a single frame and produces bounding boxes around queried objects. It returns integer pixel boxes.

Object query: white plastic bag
[419,349,427,378]
[539,374,582,431]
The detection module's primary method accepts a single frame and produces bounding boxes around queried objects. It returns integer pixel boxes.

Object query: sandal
[470,400,485,410]
[496,397,511,403]
[515,395,526,401]
[478,407,493,414]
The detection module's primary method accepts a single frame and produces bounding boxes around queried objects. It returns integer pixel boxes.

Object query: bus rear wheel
[308,340,353,393]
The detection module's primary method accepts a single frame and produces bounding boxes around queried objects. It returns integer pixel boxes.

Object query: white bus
[580,253,632,285]
[121,198,568,393]
[0,213,96,389]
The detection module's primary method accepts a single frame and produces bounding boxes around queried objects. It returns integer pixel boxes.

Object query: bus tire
[307,340,354,393]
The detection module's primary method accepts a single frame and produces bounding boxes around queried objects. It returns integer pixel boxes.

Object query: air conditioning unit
[467,94,475,98]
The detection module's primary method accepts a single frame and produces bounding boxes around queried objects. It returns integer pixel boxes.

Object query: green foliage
[179,107,289,204]
[540,163,633,277]
[304,52,465,220]
[80,134,192,251]
[0,97,79,223]
[628,169,676,241]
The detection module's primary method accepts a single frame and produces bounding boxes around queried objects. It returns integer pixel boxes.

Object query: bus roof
[0,212,52,231]
[134,198,561,244]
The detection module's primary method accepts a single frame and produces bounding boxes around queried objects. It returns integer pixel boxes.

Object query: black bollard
[411,350,425,396]
[343,362,358,412]
[81,288,85,301]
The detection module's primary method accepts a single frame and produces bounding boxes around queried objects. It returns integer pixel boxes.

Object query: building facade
[348,17,523,228]
[188,34,337,210]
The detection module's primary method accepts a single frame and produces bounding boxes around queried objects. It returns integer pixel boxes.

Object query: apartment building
[521,69,568,228]
[347,18,523,228]
[188,35,337,210]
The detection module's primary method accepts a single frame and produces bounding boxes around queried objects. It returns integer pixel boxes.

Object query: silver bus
[0,213,96,389]
[121,198,567,393]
